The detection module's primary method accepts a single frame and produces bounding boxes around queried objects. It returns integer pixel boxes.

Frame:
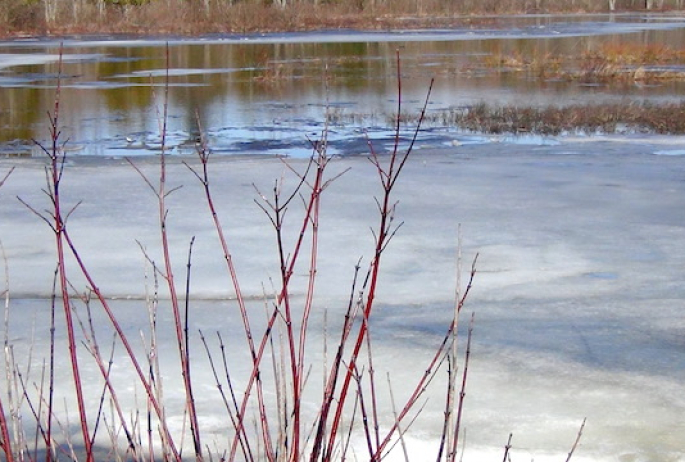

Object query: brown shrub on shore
[436,101,685,135]
[365,100,685,135]
[475,43,685,84]
[0,0,682,38]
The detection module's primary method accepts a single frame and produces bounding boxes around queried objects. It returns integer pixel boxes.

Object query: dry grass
[584,42,685,65]
[0,0,681,38]
[421,100,685,135]
[474,43,685,84]
[325,100,685,135]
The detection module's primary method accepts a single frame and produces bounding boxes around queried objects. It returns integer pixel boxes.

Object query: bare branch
[388,77,435,192]
[502,433,513,462]
[321,167,351,191]
[63,200,83,223]
[0,168,14,189]
[164,184,184,198]
[565,418,587,462]
[16,196,56,232]
[280,154,315,189]
[125,157,159,197]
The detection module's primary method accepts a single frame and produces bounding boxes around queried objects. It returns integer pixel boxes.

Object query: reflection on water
[2,14,685,157]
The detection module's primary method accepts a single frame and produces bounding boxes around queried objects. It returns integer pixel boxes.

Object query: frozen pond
[3,13,685,157]
[0,12,685,462]
[1,139,685,461]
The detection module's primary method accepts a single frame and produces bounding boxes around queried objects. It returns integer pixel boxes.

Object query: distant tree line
[608,0,685,9]
[22,0,685,11]
[96,0,685,8]
[2,0,684,36]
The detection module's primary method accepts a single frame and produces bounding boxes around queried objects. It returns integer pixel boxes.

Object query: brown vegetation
[403,100,685,135]
[0,0,683,38]
[472,43,685,84]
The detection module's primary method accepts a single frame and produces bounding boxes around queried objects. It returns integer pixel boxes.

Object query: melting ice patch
[112,67,248,79]
[1,148,684,460]
[653,149,685,156]
[0,52,105,70]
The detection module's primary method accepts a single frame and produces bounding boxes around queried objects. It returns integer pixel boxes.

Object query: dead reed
[324,100,685,136]
[473,43,685,84]
[0,0,680,38]
[443,101,685,135]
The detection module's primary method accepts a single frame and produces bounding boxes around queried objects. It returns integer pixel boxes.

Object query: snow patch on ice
[653,148,685,156]
[0,52,105,70]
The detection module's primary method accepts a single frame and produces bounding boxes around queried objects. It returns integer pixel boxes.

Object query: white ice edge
[0,16,684,50]
[0,52,105,69]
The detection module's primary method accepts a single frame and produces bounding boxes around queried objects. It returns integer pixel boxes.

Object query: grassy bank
[327,99,685,136]
[432,100,685,135]
[470,43,685,85]
[323,42,685,136]
[1,0,683,38]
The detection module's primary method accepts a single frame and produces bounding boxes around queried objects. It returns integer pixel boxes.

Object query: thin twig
[502,433,513,462]
[0,168,14,189]
[565,418,587,462]
[0,239,16,462]
[450,313,475,460]
[387,374,409,462]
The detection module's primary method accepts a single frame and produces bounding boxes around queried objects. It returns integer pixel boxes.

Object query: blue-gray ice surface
[0,139,683,461]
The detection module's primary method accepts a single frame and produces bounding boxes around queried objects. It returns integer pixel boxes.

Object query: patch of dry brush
[416,101,685,135]
[473,43,685,84]
[0,0,681,37]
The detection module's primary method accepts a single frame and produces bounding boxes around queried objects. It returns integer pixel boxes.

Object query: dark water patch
[3,15,685,157]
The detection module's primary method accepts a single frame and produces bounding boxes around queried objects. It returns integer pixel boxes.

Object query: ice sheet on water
[68,80,155,89]
[499,134,561,146]
[2,14,685,50]
[112,67,247,79]
[1,143,684,460]
[653,149,685,156]
[0,52,105,69]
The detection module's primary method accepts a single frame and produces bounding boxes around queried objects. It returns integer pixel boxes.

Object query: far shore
[2,3,684,39]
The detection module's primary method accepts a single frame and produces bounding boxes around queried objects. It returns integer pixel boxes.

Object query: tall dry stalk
[126,45,202,461]
[312,53,435,462]
[0,236,14,462]
[18,46,184,462]
[21,48,95,462]
[0,168,15,461]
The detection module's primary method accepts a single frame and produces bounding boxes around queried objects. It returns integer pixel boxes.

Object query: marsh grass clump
[327,43,685,137]
[581,42,685,66]
[381,100,685,136]
[451,103,626,135]
[462,101,685,135]
[1,0,682,37]
[479,51,564,79]
[475,43,685,84]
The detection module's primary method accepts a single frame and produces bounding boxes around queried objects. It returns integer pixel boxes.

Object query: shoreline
[4,130,685,166]
[2,9,685,41]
